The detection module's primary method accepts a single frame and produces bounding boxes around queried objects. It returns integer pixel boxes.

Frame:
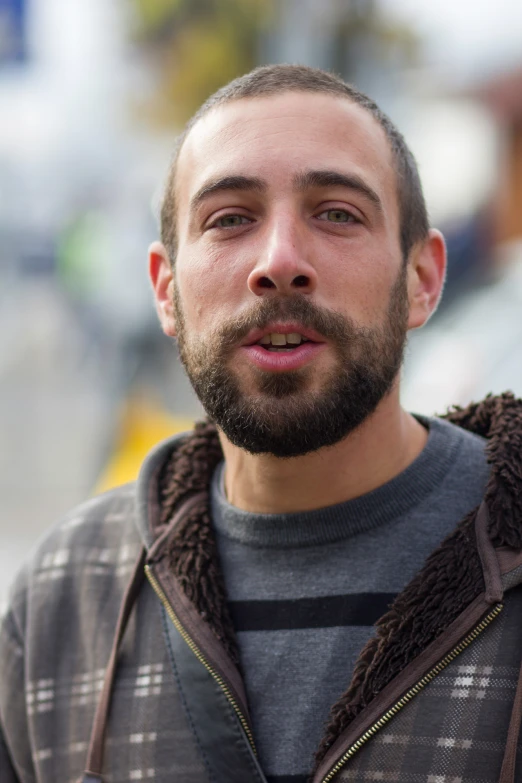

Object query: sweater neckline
[210,417,466,548]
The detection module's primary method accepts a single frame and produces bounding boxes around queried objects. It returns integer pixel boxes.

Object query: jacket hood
[134,392,522,765]
[135,431,191,550]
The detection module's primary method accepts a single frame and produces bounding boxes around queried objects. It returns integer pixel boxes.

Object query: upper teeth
[259,333,306,346]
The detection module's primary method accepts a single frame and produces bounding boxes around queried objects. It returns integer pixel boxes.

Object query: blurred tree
[131,0,274,126]
[330,0,418,84]
[130,0,418,128]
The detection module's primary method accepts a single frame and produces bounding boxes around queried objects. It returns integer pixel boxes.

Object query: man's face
[170,92,411,457]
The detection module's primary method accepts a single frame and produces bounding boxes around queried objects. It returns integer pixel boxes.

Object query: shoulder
[424,415,488,463]
[2,483,143,645]
[425,415,491,494]
[24,481,141,577]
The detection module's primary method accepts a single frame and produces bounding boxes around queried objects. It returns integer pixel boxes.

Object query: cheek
[175,247,246,327]
[319,247,399,324]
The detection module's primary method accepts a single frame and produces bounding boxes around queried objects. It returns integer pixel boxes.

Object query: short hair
[160,64,429,262]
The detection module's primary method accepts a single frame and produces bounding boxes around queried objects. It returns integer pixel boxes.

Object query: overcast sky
[381,0,522,80]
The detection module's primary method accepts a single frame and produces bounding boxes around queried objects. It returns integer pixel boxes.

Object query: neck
[218,388,428,514]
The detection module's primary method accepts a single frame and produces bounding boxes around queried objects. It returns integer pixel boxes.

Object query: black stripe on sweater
[266,776,308,783]
[229,592,397,632]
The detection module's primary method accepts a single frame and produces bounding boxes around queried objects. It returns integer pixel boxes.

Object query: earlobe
[149,241,177,337]
[407,229,447,331]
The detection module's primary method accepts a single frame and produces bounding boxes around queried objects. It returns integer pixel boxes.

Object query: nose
[247,214,318,296]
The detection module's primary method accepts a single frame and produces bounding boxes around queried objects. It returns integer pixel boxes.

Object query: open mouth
[256,332,313,352]
[241,327,325,371]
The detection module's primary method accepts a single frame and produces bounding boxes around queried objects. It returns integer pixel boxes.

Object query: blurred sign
[0,0,27,65]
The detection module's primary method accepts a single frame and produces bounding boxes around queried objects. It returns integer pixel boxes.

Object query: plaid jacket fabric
[0,485,211,783]
[1,396,522,783]
[332,567,522,782]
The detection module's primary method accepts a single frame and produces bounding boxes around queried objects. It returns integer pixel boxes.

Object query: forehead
[176,91,397,214]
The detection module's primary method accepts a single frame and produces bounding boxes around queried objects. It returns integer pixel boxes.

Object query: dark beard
[173,268,409,458]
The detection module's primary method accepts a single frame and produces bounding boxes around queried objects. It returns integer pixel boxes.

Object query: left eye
[317,209,355,223]
[213,215,251,228]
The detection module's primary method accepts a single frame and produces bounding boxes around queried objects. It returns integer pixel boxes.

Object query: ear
[149,241,177,337]
[407,229,447,331]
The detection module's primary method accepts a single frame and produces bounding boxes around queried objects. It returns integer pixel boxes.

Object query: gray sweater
[211,417,491,782]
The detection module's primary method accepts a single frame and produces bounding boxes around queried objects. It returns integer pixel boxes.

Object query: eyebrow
[190,175,266,213]
[293,169,383,213]
[189,168,383,215]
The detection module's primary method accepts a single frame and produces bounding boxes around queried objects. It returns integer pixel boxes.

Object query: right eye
[212,214,252,229]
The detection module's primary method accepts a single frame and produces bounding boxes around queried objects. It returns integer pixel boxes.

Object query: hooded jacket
[1,393,522,783]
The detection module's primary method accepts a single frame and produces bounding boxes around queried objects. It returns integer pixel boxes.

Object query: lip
[240,341,325,372]
[240,323,325,347]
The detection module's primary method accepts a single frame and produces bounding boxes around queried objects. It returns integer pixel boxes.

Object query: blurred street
[0,280,103,599]
[0,278,201,601]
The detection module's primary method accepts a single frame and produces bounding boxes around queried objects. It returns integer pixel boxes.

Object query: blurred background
[1,0,522,599]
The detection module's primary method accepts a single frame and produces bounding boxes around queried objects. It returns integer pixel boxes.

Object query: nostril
[293,275,309,288]
[259,276,276,289]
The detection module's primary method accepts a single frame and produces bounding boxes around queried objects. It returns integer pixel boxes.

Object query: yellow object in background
[95,391,195,493]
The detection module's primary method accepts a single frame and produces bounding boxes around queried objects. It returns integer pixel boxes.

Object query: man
[1,64,522,783]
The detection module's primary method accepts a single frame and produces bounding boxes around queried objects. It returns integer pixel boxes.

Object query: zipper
[320,602,504,783]
[145,564,257,755]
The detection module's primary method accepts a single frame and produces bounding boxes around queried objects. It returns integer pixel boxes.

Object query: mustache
[214,295,364,350]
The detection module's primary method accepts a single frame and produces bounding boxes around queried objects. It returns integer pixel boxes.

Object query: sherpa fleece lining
[155,393,522,771]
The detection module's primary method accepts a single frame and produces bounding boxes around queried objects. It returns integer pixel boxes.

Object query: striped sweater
[210,416,490,782]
